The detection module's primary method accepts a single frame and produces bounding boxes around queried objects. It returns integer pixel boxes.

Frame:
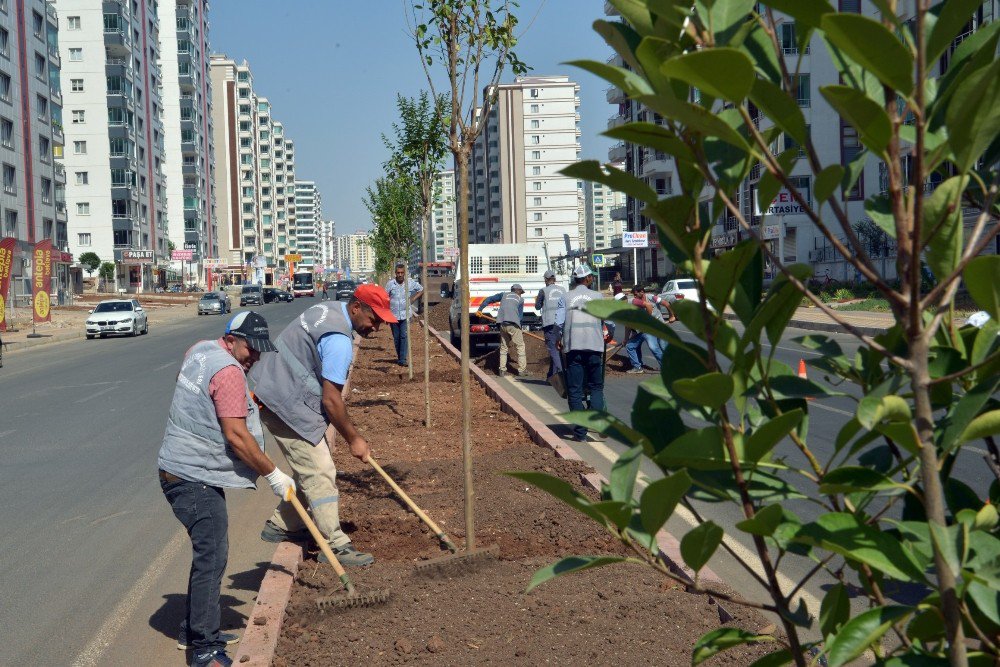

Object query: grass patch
[837,298,892,312]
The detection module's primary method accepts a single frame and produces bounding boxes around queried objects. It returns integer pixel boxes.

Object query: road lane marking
[152,361,176,372]
[74,385,120,404]
[0,429,15,439]
[71,528,188,667]
[509,377,823,621]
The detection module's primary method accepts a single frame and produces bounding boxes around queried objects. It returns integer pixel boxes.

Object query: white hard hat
[573,265,592,279]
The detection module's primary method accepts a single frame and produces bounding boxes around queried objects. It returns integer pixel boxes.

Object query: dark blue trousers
[390,320,408,364]
[565,350,606,439]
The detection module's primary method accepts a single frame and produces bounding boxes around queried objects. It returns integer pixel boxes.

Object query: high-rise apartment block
[430,168,456,261]
[293,180,318,269]
[584,174,626,251]
[60,0,169,291]
[1,1,72,298]
[336,231,374,276]
[160,0,215,282]
[319,218,335,269]
[464,75,582,248]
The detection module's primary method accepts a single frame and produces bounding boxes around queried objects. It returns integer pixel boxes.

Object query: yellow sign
[34,290,50,320]
[0,294,5,326]
[284,254,302,262]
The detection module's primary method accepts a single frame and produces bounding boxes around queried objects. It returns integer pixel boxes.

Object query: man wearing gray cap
[478,284,529,378]
[535,269,566,379]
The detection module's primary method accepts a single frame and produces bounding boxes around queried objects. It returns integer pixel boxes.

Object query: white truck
[441,243,558,349]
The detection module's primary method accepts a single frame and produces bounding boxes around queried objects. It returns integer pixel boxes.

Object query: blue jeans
[161,477,228,652]
[543,325,563,378]
[625,332,666,369]
[390,320,408,364]
[565,350,606,439]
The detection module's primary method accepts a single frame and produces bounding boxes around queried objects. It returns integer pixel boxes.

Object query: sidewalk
[725,305,897,336]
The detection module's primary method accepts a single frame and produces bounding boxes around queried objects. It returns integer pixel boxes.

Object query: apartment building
[605,1,999,284]
[584,173,626,251]
[293,180,318,269]
[430,168,456,261]
[160,0,215,284]
[60,0,169,291]
[464,75,582,249]
[1,1,72,299]
[270,119,294,274]
[336,231,374,276]
[319,218,335,269]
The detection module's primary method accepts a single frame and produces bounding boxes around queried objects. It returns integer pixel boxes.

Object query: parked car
[334,280,356,301]
[658,278,714,312]
[276,289,294,302]
[198,292,231,315]
[263,287,280,303]
[240,284,263,306]
[85,299,149,338]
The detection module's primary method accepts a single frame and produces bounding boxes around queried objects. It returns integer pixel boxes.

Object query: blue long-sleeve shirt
[478,292,524,322]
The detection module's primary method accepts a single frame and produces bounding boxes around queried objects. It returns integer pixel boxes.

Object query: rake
[284,489,389,611]
[367,456,496,576]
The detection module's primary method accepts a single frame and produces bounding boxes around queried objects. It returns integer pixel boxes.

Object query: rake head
[413,545,499,578]
[315,588,390,612]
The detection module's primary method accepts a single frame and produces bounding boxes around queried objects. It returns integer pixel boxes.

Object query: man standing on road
[321,281,329,300]
[535,269,565,379]
[478,284,530,378]
[251,285,397,567]
[624,285,675,374]
[384,264,423,367]
[157,312,294,667]
[555,266,607,442]
[610,272,624,296]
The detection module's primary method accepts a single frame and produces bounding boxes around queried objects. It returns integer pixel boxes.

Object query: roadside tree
[98,262,115,288]
[79,252,100,279]
[514,2,1000,666]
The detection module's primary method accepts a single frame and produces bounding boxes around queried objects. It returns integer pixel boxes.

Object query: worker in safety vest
[478,284,530,378]
[535,269,566,379]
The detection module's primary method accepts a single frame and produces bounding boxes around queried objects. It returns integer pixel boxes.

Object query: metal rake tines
[315,589,391,612]
[412,546,499,577]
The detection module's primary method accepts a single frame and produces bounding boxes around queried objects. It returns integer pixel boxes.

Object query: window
[533,212,542,221]
[531,150,540,159]
[2,163,14,193]
[793,74,810,107]
[4,209,16,235]
[71,78,84,92]
[67,16,82,30]
[530,88,539,98]
[533,227,543,237]
[0,27,8,57]
[0,72,8,101]
[39,135,49,162]
[69,47,83,61]
[488,256,521,273]
[34,52,45,78]
[532,166,541,176]
[778,22,808,55]
[533,182,542,191]
[75,171,88,185]
[33,11,43,38]
[530,135,540,145]
[840,121,863,200]
[73,140,87,155]
[533,196,542,206]
[78,233,91,246]
[0,117,11,147]
[40,177,51,203]
[530,104,539,113]
[35,94,47,119]
[77,202,90,215]
[530,119,539,129]
[72,110,85,124]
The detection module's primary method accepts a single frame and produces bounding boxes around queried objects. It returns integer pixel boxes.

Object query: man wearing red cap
[250,285,397,567]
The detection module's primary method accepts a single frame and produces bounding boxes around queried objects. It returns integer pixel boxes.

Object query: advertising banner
[0,237,15,331]
[171,249,194,261]
[622,231,649,248]
[33,239,53,324]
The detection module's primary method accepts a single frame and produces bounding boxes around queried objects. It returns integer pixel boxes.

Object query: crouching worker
[157,312,294,667]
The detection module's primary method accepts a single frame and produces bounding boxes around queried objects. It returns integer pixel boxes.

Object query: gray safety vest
[539,284,566,328]
[644,294,665,322]
[250,303,354,444]
[497,291,523,324]
[562,285,606,353]
[158,340,264,489]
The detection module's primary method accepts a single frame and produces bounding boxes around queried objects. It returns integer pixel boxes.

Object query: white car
[658,278,716,313]
[85,299,149,339]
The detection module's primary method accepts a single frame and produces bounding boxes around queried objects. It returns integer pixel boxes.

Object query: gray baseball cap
[511,284,524,292]
[543,269,556,279]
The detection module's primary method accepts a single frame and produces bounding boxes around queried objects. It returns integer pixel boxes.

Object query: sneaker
[517,371,533,379]
[190,649,232,667]
[319,543,375,567]
[178,629,240,650]
[260,520,311,544]
[626,367,645,374]
[591,431,609,441]
[498,370,507,378]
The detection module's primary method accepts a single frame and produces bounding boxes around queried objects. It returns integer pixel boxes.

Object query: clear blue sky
[210,0,614,234]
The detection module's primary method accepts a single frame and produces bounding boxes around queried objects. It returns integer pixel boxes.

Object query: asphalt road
[0,298,316,666]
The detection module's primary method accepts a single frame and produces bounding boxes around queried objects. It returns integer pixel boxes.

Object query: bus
[292,270,315,297]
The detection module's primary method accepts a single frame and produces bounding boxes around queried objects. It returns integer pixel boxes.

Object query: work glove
[265,468,296,499]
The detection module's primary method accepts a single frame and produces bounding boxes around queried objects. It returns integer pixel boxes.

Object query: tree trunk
[406,303,413,380]
[456,148,475,551]
[422,205,432,428]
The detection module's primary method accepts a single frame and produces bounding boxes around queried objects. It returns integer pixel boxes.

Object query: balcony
[55,201,67,221]
[641,154,671,177]
[106,90,135,112]
[610,205,627,221]
[48,44,60,67]
[605,53,624,68]
[106,58,135,82]
[607,113,627,130]
[54,163,66,183]
[46,3,58,25]
[49,84,62,107]
[50,120,64,144]
[103,26,131,54]
[608,142,627,163]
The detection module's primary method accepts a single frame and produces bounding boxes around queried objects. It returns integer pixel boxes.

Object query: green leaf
[938,376,1000,452]
[820,582,851,640]
[964,255,1000,320]
[609,0,654,34]
[747,649,793,667]
[638,94,752,151]
[795,513,926,582]
[655,427,731,470]
[760,0,834,30]
[819,466,907,494]
[750,78,807,146]
[562,160,658,206]
[505,472,608,526]
[820,85,892,156]
[735,503,784,536]
[605,122,694,163]
[820,14,913,95]
[974,503,999,532]
[672,372,734,409]
[526,555,628,592]
[702,0,756,36]
[704,240,759,315]
[591,19,644,74]
[827,606,913,667]
[755,149,799,226]
[742,22,783,84]
[691,627,774,665]
[681,521,724,573]
[560,410,656,455]
[960,410,1000,445]
[927,0,991,64]
[947,59,1000,172]
[639,470,692,536]
[841,148,869,200]
[745,409,803,462]
[814,165,845,203]
[857,395,911,430]
[864,194,895,238]
[923,175,967,282]
[661,48,755,103]
[609,445,643,503]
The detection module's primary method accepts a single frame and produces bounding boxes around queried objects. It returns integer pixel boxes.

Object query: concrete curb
[721,310,890,337]
[421,320,735,624]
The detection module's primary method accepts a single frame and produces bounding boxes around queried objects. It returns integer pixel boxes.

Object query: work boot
[319,543,375,567]
[260,520,312,544]
[498,370,508,378]
[190,649,232,667]
[517,370,532,379]
[626,367,645,374]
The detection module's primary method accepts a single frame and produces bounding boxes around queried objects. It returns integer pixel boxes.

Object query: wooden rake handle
[285,488,353,591]
[368,456,458,553]
[477,312,547,343]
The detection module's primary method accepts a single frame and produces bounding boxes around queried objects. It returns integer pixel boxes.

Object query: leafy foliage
[78,252,100,275]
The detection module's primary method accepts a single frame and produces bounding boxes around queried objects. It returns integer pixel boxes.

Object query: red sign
[32,239,53,324]
[0,237,15,332]
[171,249,194,260]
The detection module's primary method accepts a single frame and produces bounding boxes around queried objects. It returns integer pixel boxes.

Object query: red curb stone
[232,542,304,665]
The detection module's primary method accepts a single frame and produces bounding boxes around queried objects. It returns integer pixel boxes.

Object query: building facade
[60,0,169,291]
[429,168,455,261]
[319,218,335,269]
[336,231,374,276]
[2,0,71,300]
[292,180,318,269]
[464,75,582,249]
[583,173,626,251]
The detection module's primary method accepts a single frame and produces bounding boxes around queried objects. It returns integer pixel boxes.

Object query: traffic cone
[798,359,814,401]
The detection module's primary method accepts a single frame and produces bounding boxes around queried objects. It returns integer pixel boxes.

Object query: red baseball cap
[353,284,398,323]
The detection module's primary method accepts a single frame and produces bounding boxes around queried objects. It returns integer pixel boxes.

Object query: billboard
[622,231,649,248]
[32,240,52,324]
[0,237,15,331]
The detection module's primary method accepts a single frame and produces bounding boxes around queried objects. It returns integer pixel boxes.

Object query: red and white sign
[203,258,226,268]
[171,249,194,261]
[754,187,809,217]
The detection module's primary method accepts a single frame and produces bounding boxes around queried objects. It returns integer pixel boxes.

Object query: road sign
[284,254,302,263]
[622,231,649,248]
[592,253,606,267]
[443,247,459,257]
[171,250,194,261]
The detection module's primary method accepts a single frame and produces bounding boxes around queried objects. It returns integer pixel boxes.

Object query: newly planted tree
[514,1,1000,665]
[383,92,450,422]
[409,0,527,550]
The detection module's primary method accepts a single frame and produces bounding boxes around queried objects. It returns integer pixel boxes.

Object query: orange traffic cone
[798,359,814,401]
